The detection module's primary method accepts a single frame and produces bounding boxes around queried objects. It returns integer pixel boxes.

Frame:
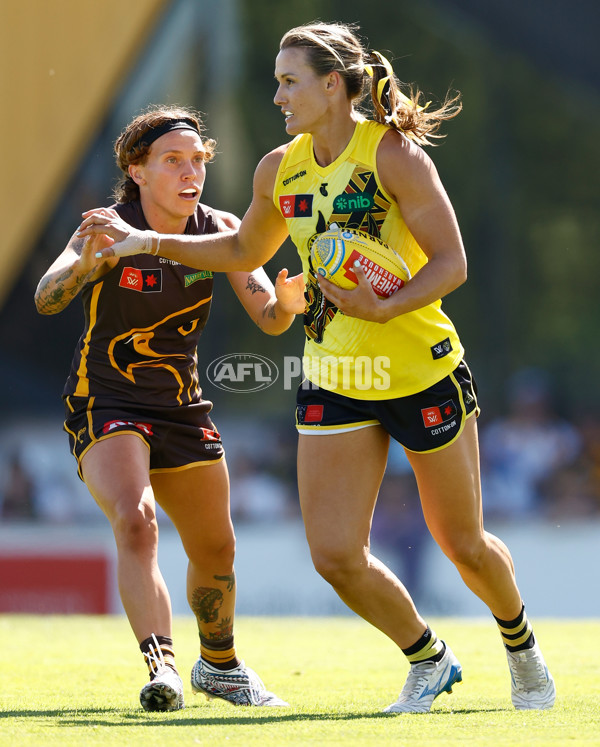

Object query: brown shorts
[63,395,224,479]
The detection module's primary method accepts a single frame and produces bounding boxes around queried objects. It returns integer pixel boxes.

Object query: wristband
[109,230,161,258]
[147,231,161,256]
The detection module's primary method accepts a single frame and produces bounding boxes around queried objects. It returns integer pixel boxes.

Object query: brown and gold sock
[140,634,177,679]
[200,634,241,671]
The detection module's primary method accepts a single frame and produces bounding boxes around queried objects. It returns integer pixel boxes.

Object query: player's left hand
[318,263,389,323]
[275,268,306,315]
[77,208,158,257]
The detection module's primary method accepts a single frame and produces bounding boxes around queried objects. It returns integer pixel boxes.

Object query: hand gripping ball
[310,224,410,298]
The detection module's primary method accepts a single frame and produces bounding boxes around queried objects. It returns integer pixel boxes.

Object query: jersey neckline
[308,117,366,177]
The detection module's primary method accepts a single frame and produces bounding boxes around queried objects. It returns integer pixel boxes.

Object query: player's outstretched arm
[77,206,240,267]
[78,150,290,273]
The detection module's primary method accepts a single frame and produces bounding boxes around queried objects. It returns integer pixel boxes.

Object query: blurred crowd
[478,368,599,521]
[1,368,599,529]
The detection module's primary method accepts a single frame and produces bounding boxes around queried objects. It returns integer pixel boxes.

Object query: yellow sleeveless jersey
[274,118,463,399]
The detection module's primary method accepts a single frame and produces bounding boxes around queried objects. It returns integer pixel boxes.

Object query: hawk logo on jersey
[107,297,212,405]
[119,267,163,292]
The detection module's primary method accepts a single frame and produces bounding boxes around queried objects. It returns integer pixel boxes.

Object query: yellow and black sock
[494,604,535,652]
[402,626,445,664]
[200,634,241,671]
[140,634,177,678]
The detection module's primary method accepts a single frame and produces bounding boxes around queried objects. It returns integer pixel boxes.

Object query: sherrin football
[310,224,410,298]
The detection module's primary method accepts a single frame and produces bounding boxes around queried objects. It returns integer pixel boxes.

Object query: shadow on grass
[0,705,507,726]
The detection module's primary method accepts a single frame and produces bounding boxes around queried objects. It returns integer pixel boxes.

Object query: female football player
[35,105,303,711]
[77,24,555,713]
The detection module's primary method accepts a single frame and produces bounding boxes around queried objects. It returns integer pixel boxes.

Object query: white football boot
[506,643,555,710]
[383,644,462,713]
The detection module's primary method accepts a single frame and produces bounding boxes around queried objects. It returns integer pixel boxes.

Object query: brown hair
[112,105,216,203]
[280,22,462,145]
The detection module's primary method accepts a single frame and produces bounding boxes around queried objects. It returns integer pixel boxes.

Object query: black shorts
[63,395,224,479]
[296,360,479,453]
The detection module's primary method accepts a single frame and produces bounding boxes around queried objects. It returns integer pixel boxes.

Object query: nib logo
[332,192,374,212]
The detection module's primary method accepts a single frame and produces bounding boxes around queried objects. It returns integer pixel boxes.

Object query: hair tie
[364,51,394,78]
[372,51,394,76]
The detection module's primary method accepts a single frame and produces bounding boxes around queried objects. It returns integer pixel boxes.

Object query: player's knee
[111,503,159,555]
[310,544,365,587]
[189,534,235,570]
[443,533,486,571]
[216,535,236,566]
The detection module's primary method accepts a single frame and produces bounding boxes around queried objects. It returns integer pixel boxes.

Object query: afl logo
[206,353,279,393]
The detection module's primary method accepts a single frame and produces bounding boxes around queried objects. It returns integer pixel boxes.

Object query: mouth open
[179,187,199,200]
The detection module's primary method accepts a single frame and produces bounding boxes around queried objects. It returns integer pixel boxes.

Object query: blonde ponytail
[365,51,462,146]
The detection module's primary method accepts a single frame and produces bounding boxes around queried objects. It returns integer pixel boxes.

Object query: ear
[128,163,146,186]
[325,71,341,93]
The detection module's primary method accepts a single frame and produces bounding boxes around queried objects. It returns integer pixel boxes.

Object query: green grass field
[1,615,599,746]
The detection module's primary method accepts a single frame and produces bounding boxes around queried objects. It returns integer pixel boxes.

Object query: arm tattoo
[36,265,95,313]
[35,282,68,314]
[71,236,86,256]
[246,275,267,295]
[261,300,277,322]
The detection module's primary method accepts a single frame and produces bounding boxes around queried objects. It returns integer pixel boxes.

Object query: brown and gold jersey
[63,201,218,407]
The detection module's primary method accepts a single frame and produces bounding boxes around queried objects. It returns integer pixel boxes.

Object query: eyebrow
[156,148,206,156]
